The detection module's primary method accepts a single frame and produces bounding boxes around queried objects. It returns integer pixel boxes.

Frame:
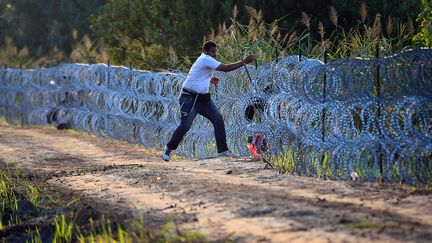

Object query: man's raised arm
[215,55,256,72]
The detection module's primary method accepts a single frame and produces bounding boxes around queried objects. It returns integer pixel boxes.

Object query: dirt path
[0,125,431,242]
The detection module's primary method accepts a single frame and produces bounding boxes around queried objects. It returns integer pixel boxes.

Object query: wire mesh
[0,48,431,183]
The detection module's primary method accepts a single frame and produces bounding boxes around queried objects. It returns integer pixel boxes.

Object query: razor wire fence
[0,48,431,183]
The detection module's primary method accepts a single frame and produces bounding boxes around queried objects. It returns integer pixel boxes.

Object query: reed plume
[301,12,311,31]
[406,17,415,36]
[386,16,393,36]
[330,6,338,27]
[318,21,325,41]
[287,31,298,47]
[371,13,382,39]
[359,2,368,23]
[245,5,262,21]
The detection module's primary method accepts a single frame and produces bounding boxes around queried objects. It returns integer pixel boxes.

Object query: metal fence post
[376,43,383,178]
[107,59,110,86]
[20,64,24,127]
[298,39,302,61]
[322,50,327,143]
[320,50,328,176]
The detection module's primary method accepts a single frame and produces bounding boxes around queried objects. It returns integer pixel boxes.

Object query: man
[162,41,256,161]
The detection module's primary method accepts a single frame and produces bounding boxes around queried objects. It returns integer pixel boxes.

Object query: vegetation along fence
[0,49,431,184]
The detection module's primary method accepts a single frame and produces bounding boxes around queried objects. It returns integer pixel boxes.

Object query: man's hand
[210,77,219,85]
[243,55,256,64]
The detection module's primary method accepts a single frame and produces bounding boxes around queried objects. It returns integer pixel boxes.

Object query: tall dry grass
[0,29,108,69]
[0,3,422,70]
[207,3,417,64]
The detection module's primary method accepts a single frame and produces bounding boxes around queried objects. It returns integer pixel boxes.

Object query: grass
[74,216,206,243]
[346,221,398,229]
[0,2,424,70]
[53,214,74,243]
[273,145,432,185]
[210,3,417,68]
[0,116,11,126]
[29,227,43,243]
[0,164,24,228]
[272,147,297,174]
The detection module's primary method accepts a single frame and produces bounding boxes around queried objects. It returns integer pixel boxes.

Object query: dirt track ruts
[0,125,431,243]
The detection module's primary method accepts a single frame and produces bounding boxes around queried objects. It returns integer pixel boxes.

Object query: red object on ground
[247,143,260,157]
[247,134,262,157]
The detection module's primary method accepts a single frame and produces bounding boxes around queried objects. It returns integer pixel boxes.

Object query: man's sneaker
[218,150,239,158]
[162,146,172,161]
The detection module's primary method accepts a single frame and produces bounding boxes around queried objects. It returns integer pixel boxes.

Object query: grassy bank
[0,163,206,243]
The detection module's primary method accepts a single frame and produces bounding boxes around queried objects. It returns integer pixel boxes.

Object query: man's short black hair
[202,41,217,52]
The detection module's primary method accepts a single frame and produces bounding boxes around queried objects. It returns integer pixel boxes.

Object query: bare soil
[0,125,431,243]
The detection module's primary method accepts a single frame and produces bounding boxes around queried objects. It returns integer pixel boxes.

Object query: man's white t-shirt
[182,53,221,94]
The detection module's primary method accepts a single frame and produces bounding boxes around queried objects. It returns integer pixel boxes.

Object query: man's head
[202,41,217,58]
